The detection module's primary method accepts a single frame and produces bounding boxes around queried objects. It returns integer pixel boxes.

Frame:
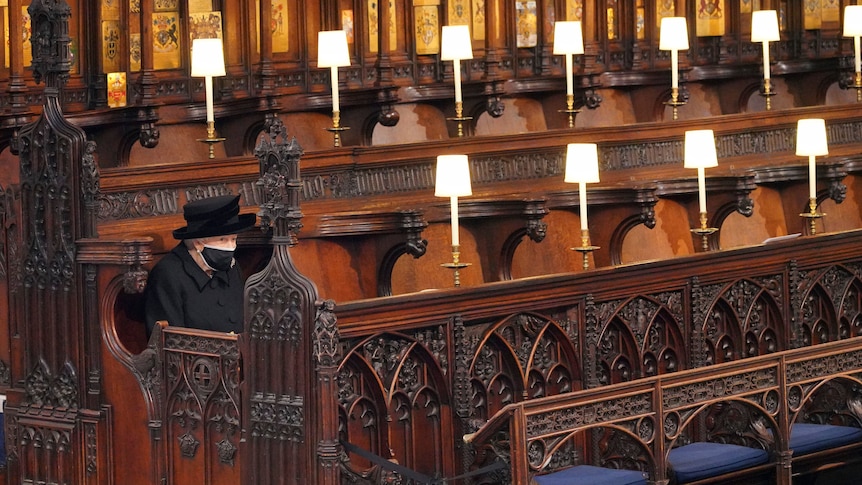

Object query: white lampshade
[751,10,780,42]
[441,25,473,60]
[553,21,584,55]
[435,155,472,197]
[796,119,829,156]
[564,143,600,183]
[190,38,226,77]
[844,5,862,37]
[317,30,351,67]
[659,17,689,51]
[684,130,719,169]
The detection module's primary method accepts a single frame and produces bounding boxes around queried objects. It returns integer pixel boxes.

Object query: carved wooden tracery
[467,312,580,423]
[798,264,862,345]
[338,328,453,481]
[589,293,685,386]
[698,277,786,365]
[162,330,241,481]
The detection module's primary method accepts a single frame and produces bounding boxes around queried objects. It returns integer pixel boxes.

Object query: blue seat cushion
[533,464,648,485]
[668,442,769,483]
[790,423,862,456]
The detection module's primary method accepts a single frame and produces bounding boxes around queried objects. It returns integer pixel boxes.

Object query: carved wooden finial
[254,114,305,245]
[27,0,73,89]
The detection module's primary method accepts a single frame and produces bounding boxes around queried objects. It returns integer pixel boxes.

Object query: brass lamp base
[441,245,471,287]
[760,78,776,111]
[325,110,350,147]
[558,94,580,128]
[446,101,473,137]
[571,230,599,270]
[799,198,825,235]
[664,87,686,121]
[690,212,718,251]
[196,121,225,159]
[445,116,473,138]
[852,71,862,103]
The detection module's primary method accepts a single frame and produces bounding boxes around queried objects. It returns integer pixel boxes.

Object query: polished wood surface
[3,1,862,484]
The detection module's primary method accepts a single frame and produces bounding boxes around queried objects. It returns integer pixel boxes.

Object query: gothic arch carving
[788,375,862,427]
[798,264,862,344]
[337,352,391,475]
[339,331,453,478]
[530,424,657,477]
[665,398,780,460]
[837,279,862,339]
[593,294,685,384]
[469,312,580,419]
[738,81,764,113]
[377,238,428,296]
[498,225,548,281]
[698,277,786,363]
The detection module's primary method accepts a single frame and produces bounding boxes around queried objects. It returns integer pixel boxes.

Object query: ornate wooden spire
[243,115,341,484]
[6,0,106,483]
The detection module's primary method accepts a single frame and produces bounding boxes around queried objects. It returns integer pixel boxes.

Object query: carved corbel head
[139,122,160,149]
[123,268,149,294]
[486,96,505,118]
[829,179,848,204]
[525,220,547,243]
[378,104,400,127]
[736,193,755,217]
[401,210,428,258]
[640,202,657,229]
[582,87,603,110]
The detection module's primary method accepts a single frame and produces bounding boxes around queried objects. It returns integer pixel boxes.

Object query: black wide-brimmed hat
[172,194,256,240]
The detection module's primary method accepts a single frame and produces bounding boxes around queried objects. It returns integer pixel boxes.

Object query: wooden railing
[463,336,862,484]
[100,230,862,484]
[329,228,862,482]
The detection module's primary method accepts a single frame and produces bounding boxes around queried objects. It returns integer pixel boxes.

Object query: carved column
[7,0,29,113]
[313,299,341,483]
[242,115,338,485]
[255,0,276,95]
[689,277,707,368]
[376,0,394,85]
[135,0,158,103]
[5,1,108,484]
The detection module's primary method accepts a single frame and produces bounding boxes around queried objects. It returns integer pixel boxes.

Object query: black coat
[144,243,245,334]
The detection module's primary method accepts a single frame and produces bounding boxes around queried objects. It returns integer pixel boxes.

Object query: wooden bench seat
[789,423,862,456]
[532,465,648,485]
[789,423,862,483]
[667,442,771,484]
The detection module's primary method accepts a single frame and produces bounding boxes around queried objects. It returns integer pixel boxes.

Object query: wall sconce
[553,21,584,128]
[441,25,473,137]
[435,154,473,287]
[844,5,862,102]
[318,30,351,147]
[659,17,689,120]
[190,38,226,159]
[684,129,719,250]
[564,143,600,270]
[751,10,779,110]
[796,118,829,234]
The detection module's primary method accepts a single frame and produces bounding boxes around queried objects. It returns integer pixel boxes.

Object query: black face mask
[200,246,235,272]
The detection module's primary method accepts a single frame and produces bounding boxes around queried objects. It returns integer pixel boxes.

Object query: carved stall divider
[241,116,341,485]
[2,1,111,484]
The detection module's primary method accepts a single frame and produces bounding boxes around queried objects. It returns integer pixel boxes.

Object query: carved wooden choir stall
[3,0,862,484]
